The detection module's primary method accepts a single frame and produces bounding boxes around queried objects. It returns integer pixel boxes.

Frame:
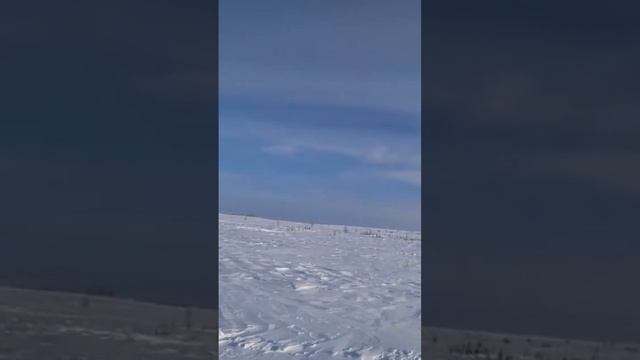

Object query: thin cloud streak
[253,129,421,187]
[221,65,420,116]
[381,170,421,187]
[219,0,420,229]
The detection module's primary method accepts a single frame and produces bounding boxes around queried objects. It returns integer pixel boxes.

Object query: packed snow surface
[0,286,217,359]
[219,214,422,359]
[423,327,640,360]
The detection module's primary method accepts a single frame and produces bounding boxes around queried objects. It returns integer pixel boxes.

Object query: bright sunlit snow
[218,213,422,359]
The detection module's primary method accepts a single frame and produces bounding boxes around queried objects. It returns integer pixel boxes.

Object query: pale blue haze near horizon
[219,0,421,230]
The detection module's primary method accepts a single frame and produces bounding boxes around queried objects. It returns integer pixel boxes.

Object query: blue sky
[219,0,421,230]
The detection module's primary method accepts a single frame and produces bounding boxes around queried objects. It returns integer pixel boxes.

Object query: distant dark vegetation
[82,285,117,298]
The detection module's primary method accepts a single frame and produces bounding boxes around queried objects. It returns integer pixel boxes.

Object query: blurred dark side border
[0,0,219,331]
[422,0,640,353]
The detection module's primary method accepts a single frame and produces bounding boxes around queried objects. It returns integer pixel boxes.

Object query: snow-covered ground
[2,283,636,360]
[2,213,637,360]
[0,286,217,359]
[423,327,640,360]
[219,213,422,359]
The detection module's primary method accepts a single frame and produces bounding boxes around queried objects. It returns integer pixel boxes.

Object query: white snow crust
[219,213,422,359]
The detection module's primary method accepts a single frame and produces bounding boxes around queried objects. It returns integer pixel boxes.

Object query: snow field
[219,214,422,359]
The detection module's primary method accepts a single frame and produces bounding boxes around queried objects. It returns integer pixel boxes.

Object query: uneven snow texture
[0,286,217,359]
[423,327,640,360]
[219,214,422,359]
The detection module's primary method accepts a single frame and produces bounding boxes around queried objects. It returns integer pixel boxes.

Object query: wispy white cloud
[381,170,422,187]
[260,139,421,186]
[304,143,419,168]
[228,116,421,187]
[219,0,420,228]
[220,0,420,116]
